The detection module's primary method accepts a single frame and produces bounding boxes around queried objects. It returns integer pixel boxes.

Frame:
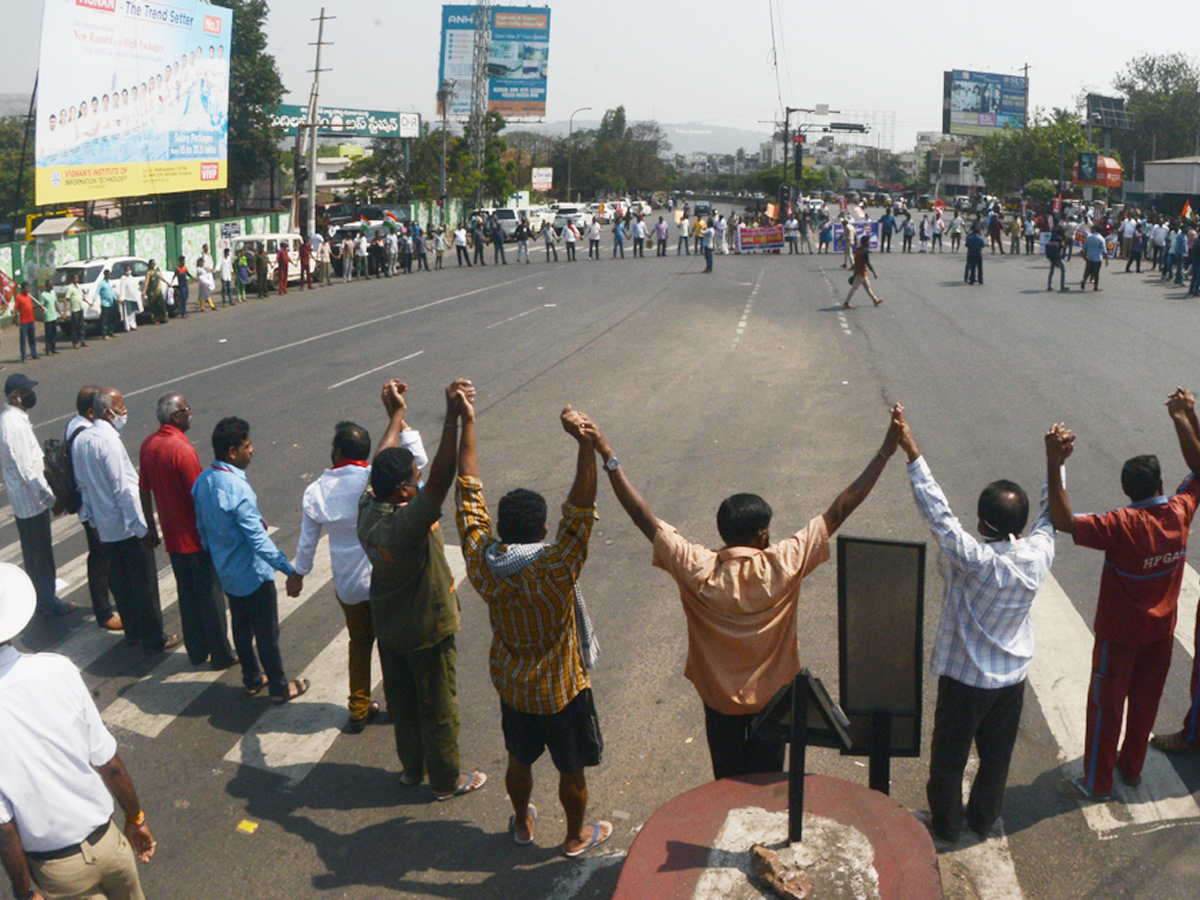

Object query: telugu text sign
[271,105,415,139]
[36,0,232,204]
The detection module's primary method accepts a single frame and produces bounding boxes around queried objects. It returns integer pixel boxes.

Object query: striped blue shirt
[909,457,1056,689]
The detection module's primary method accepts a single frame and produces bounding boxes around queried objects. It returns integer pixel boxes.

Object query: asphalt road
[9,223,1200,899]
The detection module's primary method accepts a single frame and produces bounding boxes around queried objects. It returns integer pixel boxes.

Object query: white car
[552,205,593,232]
[804,197,825,214]
[231,233,305,284]
[52,256,148,329]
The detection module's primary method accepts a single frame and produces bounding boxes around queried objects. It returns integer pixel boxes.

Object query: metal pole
[567,106,590,203]
[788,674,808,844]
[306,9,331,239]
[438,80,453,228]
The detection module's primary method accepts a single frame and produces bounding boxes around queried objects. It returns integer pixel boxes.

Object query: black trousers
[881,231,892,251]
[456,245,470,266]
[106,536,166,650]
[70,310,84,345]
[965,255,983,284]
[227,579,287,696]
[44,321,57,354]
[82,521,114,623]
[927,676,1025,840]
[170,550,235,667]
[703,703,785,781]
[16,509,57,612]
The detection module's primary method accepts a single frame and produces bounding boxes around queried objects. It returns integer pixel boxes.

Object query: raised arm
[591,425,659,541]
[561,406,597,509]
[376,380,410,454]
[823,404,902,534]
[423,379,474,509]
[1046,423,1076,533]
[1167,388,1200,477]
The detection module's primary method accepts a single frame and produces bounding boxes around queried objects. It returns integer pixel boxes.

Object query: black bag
[43,427,84,515]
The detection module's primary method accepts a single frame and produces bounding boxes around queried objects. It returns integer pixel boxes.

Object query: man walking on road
[1046,228,1068,292]
[192,418,307,703]
[1050,390,1200,799]
[844,235,883,308]
[139,394,236,670]
[893,407,1056,844]
[592,405,901,781]
[964,226,986,285]
[1082,229,1105,291]
[357,379,487,801]
[0,374,72,618]
[456,398,610,856]
[0,564,158,900]
[73,388,179,654]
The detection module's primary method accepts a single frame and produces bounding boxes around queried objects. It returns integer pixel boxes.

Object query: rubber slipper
[244,674,269,697]
[1150,731,1200,755]
[564,820,613,857]
[432,770,487,801]
[272,678,310,705]
[509,804,537,845]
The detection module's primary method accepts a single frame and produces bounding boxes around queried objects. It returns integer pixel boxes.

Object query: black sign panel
[837,536,925,756]
[1078,153,1099,184]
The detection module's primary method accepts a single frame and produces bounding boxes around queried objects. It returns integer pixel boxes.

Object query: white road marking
[0,515,83,565]
[729,269,765,351]
[223,545,468,785]
[1028,573,1200,836]
[105,534,329,738]
[485,306,542,330]
[326,350,424,390]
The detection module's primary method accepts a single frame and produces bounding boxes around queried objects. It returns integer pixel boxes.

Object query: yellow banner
[36,160,226,205]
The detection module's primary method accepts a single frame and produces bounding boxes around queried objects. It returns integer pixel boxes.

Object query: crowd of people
[5,364,1200,896]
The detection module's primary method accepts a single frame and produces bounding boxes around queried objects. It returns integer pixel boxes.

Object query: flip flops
[271,678,310,705]
[244,674,269,697]
[1150,731,1200,755]
[509,804,537,845]
[564,820,613,858]
[432,770,488,801]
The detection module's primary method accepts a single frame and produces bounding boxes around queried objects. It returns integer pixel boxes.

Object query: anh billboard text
[942,69,1027,137]
[36,0,232,205]
[438,6,550,118]
[272,105,420,139]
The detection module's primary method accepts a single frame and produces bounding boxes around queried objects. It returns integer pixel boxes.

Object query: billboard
[438,6,551,118]
[942,70,1027,137]
[271,105,420,139]
[35,0,232,205]
[531,167,553,191]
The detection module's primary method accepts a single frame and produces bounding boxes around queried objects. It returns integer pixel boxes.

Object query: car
[694,200,713,219]
[803,197,825,214]
[630,199,653,217]
[953,196,972,212]
[231,233,305,284]
[552,205,592,232]
[490,208,522,240]
[52,256,148,331]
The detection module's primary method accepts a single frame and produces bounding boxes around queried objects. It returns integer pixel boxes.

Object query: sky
[3,0,1192,153]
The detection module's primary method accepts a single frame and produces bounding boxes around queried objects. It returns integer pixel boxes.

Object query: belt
[25,820,111,861]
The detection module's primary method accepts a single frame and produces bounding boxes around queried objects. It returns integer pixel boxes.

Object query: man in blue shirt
[1082,230,1106,291]
[96,270,117,339]
[192,417,308,703]
[612,220,625,259]
[964,227,986,285]
[879,210,896,252]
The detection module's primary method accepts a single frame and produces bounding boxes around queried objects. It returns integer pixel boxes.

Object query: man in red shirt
[276,245,290,295]
[139,392,236,668]
[1048,388,1200,798]
[12,284,38,362]
[298,239,312,290]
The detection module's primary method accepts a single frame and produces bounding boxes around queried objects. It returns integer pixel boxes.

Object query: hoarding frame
[942,69,1028,138]
[438,5,551,121]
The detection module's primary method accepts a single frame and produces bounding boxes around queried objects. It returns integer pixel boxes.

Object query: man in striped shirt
[894,407,1057,844]
[455,399,610,858]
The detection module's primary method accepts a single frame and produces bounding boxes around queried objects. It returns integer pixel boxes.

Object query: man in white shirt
[287,382,428,733]
[65,386,119,631]
[784,216,799,254]
[73,388,179,655]
[0,563,157,900]
[715,215,728,254]
[0,375,72,619]
[453,226,470,267]
[677,215,691,256]
[218,248,234,307]
[117,266,139,332]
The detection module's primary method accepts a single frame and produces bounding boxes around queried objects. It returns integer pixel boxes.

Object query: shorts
[501,687,603,773]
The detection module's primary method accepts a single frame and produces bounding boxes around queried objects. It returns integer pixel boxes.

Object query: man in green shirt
[357,377,487,802]
[143,260,166,325]
[38,281,59,355]
[64,273,88,348]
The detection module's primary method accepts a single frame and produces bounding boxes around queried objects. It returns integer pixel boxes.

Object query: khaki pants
[340,597,376,719]
[846,271,880,304]
[28,820,145,900]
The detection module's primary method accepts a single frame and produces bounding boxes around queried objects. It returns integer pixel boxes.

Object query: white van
[230,233,304,284]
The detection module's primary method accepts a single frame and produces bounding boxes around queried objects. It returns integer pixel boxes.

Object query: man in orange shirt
[11,284,38,363]
[591,407,901,779]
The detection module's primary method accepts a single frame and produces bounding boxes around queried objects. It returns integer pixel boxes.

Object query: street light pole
[567,106,591,203]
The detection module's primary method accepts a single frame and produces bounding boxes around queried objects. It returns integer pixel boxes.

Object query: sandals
[345,700,381,734]
[271,678,310,705]
[1151,731,1200,755]
[509,804,537,845]
[564,820,613,858]
[432,770,488,801]
[244,674,269,697]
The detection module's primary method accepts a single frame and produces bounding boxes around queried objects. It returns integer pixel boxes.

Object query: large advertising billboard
[271,105,420,139]
[35,0,232,205]
[438,6,551,119]
[942,70,1027,137]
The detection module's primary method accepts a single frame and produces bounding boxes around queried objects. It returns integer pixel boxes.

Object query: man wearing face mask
[0,374,74,618]
[139,394,236,670]
[72,388,179,654]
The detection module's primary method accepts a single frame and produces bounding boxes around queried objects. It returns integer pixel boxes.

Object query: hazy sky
[4,0,1190,152]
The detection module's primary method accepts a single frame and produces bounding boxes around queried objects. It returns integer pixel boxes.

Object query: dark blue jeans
[18,321,37,359]
[227,579,288,696]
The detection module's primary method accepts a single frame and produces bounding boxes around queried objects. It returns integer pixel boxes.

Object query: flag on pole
[1183,200,1193,220]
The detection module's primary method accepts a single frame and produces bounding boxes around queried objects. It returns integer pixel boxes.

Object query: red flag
[0,269,14,309]
[1183,200,1193,220]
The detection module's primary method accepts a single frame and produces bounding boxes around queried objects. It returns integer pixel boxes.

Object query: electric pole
[298,9,333,238]
[437,79,454,227]
[469,0,492,207]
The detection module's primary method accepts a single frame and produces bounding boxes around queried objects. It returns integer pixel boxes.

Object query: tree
[973,110,1090,194]
[1024,178,1057,202]
[1109,52,1200,180]
[211,0,284,205]
[0,115,35,226]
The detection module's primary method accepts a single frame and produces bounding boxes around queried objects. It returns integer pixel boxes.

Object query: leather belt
[25,820,111,861]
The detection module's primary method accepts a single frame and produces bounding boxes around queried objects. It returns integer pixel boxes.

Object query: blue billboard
[438,6,550,119]
[942,70,1027,137]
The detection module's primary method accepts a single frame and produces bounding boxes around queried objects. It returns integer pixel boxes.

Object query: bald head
[76,385,100,420]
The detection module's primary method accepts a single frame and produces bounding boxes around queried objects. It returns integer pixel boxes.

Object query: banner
[833,222,881,252]
[271,105,418,139]
[736,225,784,253]
[36,0,232,205]
[531,167,553,191]
[942,69,1027,137]
[438,6,551,118]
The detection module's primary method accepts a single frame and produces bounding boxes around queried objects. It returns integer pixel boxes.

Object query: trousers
[16,509,57,612]
[340,597,376,719]
[170,550,235,667]
[703,703,785,781]
[1082,636,1173,795]
[106,537,165,650]
[82,520,115,623]
[227,579,288,697]
[27,820,145,900]
[379,634,461,793]
[927,676,1025,840]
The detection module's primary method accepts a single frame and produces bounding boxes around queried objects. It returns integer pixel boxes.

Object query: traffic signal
[793,134,805,179]
[778,183,792,215]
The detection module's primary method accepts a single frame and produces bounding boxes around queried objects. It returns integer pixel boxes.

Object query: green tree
[1024,178,1057,202]
[0,114,35,226]
[973,110,1090,193]
[211,0,284,205]
[1110,52,1200,180]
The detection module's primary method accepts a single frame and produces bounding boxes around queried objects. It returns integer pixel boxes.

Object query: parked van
[52,256,148,330]
[231,233,304,284]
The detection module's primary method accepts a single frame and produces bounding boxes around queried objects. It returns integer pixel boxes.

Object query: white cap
[0,563,36,644]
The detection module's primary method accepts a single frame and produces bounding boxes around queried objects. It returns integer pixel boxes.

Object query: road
[9,226,1200,899]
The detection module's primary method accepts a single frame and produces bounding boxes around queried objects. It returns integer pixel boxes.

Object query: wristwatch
[604,456,620,472]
